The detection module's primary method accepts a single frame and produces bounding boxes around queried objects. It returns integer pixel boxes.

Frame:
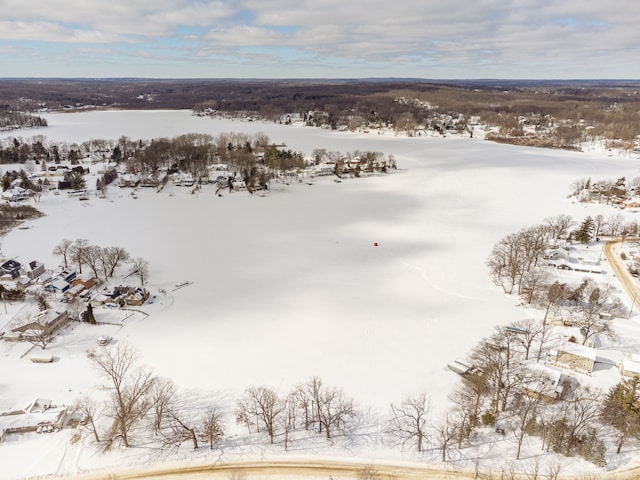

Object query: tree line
[53,238,149,286]
[4,79,640,149]
[0,111,47,131]
[73,341,640,471]
[77,344,356,452]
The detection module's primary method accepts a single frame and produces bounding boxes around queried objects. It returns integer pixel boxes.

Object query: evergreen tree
[575,216,594,244]
[601,377,640,453]
[81,303,96,324]
[69,172,86,190]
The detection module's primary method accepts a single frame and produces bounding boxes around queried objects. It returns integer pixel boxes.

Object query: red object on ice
[373,242,379,246]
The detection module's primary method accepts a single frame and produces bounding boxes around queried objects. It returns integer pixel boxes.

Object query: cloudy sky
[1,0,639,79]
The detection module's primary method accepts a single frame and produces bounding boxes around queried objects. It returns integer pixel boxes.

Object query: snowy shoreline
[1,111,640,479]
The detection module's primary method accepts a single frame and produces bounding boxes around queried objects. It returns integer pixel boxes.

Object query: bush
[481,411,496,426]
[621,252,627,260]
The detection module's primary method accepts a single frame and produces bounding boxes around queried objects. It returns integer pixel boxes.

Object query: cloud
[1,0,639,77]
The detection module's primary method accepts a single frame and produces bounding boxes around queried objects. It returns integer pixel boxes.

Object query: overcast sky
[1,0,639,79]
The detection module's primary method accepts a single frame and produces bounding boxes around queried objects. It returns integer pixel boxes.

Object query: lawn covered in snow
[1,111,640,478]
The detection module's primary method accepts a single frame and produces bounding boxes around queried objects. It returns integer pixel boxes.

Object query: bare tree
[550,385,603,455]
[536,320,560,362]
[314,383,355,440]
[200,406,224,450]
[448,389,477,449]
[289,383,313,431]
[512,387,544,459]
[471,328,528,413]
[150,377,176,434]
[53,238,73,269]
[520,268,550,305]
[282,395,297,451]
[75,395,102,443]
[545,460,563,480]
[523,456,542,480]
[538,281,569,326]
[606,213,624,237]
[433,414,457,462]
[573,278,622,345]
[131,257,150,286]
[20,321,53,350]
[520,225,549,271]
[457,372,490,425]
[90,344,156,448]
[545,214,574,245]
[66,297,85,322]
[102,246,130,278]
[510,318,544,360]
[306,375,324,432]
[236,386,284,444]
[70,238,89,274]
[164,405,200,450]
[388,392,430,452]
[81,244,105,281]
[568,179,588,197]
[487,232,527,294]
[593,214,605,239]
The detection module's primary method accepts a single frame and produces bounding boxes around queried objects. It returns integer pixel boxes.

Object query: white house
[552,342,597,375]
[1,187,29,202]
[621,353,640,377]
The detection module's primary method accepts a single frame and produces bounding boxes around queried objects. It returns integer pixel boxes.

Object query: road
[49,458,478,480]
[603,238,640,314]
[43,456,640,480]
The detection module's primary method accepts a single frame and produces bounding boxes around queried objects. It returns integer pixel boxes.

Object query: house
[139,175,160,188]
[0,398,67,441]
[573,264,602,274]
[1,186,29,202]
[71,273,97,290]
[173,173,194,186]
[34,270,54,285]
[9,322,49,343]
[8,309,72,343]
[0,259,21,279]
[38,308,70,332]
[27,260,45,280]
[45,268,77,292]
[15,275,32,290]
[58,269,77,283]
[621,354,640,377]
[110,285,131,304]
[522,364,575,402]
[44,277,70,293]
[89,292,110,307]
[118,174,140,188]
[63,283,85,298]
[90,285,129,307]
[552,342,597,374]
[124,287,149,306]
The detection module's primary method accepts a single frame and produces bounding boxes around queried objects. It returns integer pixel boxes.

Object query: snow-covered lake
[2,111,640,478]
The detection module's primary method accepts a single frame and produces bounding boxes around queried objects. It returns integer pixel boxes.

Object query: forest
[1,79,640,151]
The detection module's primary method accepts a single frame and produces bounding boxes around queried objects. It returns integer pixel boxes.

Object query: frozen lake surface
[1,110,639,478]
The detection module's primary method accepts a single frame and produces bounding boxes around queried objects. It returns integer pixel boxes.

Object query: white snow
[1,111,640,478]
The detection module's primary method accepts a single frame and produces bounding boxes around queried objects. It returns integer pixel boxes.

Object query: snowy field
[1,111,640,478]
